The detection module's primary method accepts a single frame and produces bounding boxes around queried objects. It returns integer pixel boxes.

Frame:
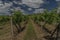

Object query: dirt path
[24,21,38,40]
[13,17,49,40]
[31,20,46,40]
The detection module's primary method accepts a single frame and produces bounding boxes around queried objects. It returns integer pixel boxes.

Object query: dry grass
[0,22,11,40]
[24,22,38,40]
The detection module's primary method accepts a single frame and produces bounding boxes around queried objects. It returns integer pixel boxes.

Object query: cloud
[22,0,44,8]
[56,0,60,1]
[0,0,59,15]
[0,2,12,15]
[34,8,45,13]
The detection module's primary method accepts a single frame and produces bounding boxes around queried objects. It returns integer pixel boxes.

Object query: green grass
[24,22,37,40]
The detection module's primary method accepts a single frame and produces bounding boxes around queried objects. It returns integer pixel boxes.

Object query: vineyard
[0,10,60,40]
[0,16,11,40]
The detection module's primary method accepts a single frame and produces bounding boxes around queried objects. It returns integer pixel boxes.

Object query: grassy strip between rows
[24,22,37,40]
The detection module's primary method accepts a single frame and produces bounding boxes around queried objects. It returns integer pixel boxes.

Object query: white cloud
[28,8,32,11]
[0,2,12,14]
[22,0,44,8]
[0,0,60,15]
[56,0,60,1]
[34,8,45,13]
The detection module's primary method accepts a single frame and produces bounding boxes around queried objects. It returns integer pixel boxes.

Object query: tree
[12,11,24,33]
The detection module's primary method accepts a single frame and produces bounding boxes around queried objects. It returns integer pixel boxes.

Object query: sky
[0,0,60,15]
